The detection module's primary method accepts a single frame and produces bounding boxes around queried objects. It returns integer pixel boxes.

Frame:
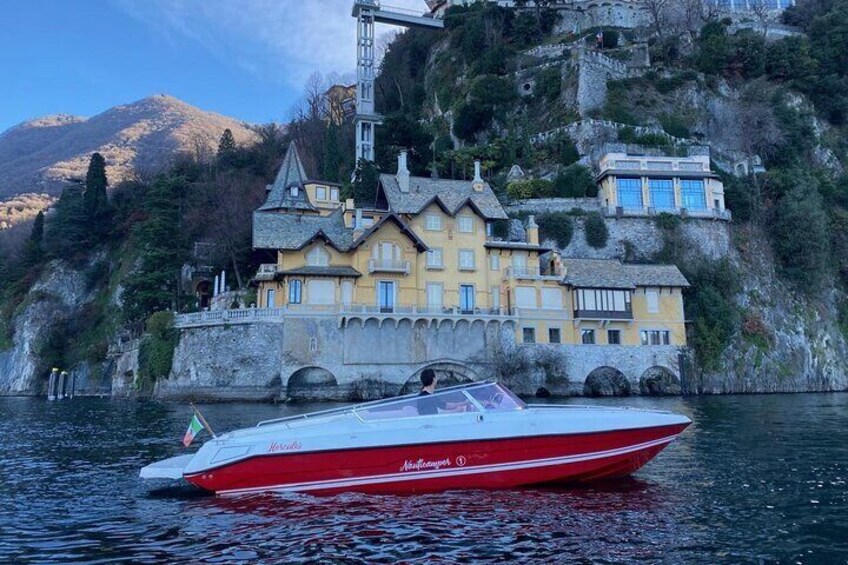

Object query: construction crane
[352,1,443,164]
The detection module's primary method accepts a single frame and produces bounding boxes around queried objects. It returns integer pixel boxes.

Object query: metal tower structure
[352,1,443,164]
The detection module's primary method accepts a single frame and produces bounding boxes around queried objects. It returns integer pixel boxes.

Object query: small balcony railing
[254,263,278,281]
[505,266,562,280]
[574,309,633,320]
[368,258,411,274]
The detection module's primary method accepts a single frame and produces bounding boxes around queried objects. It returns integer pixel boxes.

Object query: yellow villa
[252,142,689,348]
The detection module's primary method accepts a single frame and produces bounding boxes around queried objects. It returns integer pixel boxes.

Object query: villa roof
[561,258,689,289]
[377,174,508,220]
[350,213,429,253]
[259,142,316,212]
[253,208,353,251]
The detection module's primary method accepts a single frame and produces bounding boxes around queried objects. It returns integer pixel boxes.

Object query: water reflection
[2,394,848,563]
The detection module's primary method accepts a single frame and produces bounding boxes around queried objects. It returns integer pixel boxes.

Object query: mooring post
[58,371,67,400]
[70,372,76,399]
[48,368,59,401]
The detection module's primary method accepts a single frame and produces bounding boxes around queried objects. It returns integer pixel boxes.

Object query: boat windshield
[355,382,524,421]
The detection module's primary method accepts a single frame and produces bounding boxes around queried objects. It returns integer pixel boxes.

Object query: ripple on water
[2,395,848,563]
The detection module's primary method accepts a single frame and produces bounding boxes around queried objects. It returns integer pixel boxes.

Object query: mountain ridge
[0,94,257,200]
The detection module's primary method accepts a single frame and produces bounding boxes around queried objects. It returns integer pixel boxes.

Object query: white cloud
[112,0,427,90]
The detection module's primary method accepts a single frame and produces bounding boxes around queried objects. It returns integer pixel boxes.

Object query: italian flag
[182,414,204,447]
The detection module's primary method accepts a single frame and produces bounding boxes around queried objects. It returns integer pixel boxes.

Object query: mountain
[0,94,257,200]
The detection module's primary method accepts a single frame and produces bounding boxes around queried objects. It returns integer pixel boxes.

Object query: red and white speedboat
[140,382,690,496]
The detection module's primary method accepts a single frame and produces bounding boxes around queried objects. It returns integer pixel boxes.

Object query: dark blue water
[1,394,847,564]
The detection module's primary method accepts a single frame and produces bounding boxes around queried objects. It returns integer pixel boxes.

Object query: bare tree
[749,0,771,36]
[640,0,671,38]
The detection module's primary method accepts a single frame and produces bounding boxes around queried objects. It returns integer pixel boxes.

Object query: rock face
[0,261,93,395]
[0,94,256,199]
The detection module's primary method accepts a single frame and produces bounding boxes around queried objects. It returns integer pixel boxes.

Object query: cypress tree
[84,153,108,217]
[21,211,45,267]
[46,184,88,258]
[217,129,237,166]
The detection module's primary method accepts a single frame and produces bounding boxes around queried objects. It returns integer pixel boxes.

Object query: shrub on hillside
[506,179,554,199]
[536,213,574,248]
[772,186,830,289]
[535,67,562,103]
[553,164,596,197]
[453,103,494,142]
[470,75,517,108]
[584,213,609,248]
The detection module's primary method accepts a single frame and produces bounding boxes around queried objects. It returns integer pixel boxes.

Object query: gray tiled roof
[485,241,551,252]
[259,141,316,212]
[561,258,689,289]
[253,208,354,251]
[378,174,508,220]
[277,266,361,278]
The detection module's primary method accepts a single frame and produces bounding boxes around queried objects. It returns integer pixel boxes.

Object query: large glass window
[681,179,707,210]
[649,179,675,210]
[616,178,643,208]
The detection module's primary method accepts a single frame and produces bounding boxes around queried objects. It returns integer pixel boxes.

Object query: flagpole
[190,403,217,438]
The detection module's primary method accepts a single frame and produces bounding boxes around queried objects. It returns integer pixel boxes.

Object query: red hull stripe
[215,434,677,496]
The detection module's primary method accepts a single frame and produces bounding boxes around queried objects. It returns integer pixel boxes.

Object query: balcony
[368,258,411,274]
[606,206,731,221]
[254,263,278,281]
[505,266,562,280]
[574,309,633,321]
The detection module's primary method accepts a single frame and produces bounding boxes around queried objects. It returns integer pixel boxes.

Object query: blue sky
[0,0,420,132]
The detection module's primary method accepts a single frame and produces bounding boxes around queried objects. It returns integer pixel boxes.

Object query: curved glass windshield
[354,383,524,421]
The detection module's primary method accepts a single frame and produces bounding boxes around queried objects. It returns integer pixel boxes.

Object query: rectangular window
[646,288,659,313]
[486,222,493,237]
[640,330,670,345]
[426,283,443,309]
[549,328,561,344]
[649,179,675,210]
[541,288,563,310]
[426,248,443,268]
[330,188,339,201]
[425,214,442,231]
[490,286,500,310]
[458,216,474,233]
[316,186,327,200]
[291,185,299,197]
[581,329,596,345]
[378,281,395,313]
[512,253,527,269]
[459,250,475,270]
[523,327,536,344]
[460,285,475,313]
[616,178,643,208]
[607,329,621,345]
[288,280,302,304]
[681,179,707,210]
[515,286,537,309]
[489,253,500,271]
[266,288,275,308]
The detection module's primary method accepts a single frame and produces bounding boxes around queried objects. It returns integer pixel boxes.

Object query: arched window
[289,280,302,304]
[306,246,330,267]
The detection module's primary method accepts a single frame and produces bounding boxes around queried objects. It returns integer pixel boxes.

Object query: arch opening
[584,366,631,397]
[400,362,479,395]
[286,366,338,401]
[639,366,681,396]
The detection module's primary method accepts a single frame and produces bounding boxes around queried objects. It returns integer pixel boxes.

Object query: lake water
[1,394,847,564]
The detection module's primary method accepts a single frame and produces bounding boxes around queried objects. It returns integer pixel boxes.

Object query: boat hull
[184,423,688,496]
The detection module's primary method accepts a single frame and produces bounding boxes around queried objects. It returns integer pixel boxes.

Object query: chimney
[397,150,410,193]
[353,208,364,239]
[472,160,484,192]
[526,215,539,246]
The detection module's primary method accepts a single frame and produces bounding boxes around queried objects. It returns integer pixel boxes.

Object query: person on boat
[417,369,469,415]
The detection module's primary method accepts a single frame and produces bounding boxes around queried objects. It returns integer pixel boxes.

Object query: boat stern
[139,454,195,480]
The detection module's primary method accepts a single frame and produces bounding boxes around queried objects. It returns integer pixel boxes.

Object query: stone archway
[639,366,681,396]
[286,366,338,401]
[584,366,631,397]
[399,361,479,395]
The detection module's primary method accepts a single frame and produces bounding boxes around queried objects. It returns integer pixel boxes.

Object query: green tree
[772,185,830,289]
[584,213,609,248]
[20,211,45,267]
[217,128,237,165]
[697,20,731,75]
[46,184,88,258]
[553,165,596,197]
[84,153,110,236]
[352,159,380,208]
[121,176,190,322]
